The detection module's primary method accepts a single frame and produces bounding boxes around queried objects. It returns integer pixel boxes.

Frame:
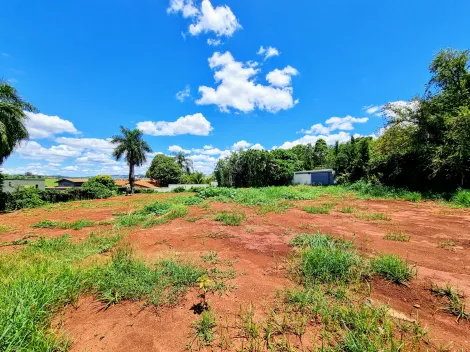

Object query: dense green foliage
[0,82,37,164]
[1,187,114,211]
[85,175,116,190]
[215,49,470,193]
[146,154,183,186]
[81,175,116,199]
[111,126,152,193]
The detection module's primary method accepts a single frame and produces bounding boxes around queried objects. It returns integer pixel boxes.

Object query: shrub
[3,188,45,211]
[172,186,186,193]
[86,175,116,191]
[371,254,416,284]
[452,189,470,207]
[81,180,113,199]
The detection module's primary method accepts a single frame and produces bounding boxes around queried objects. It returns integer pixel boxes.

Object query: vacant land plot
[0,186,469,351]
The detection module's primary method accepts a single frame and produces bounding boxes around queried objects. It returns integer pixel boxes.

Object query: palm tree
[111,126,152,193]
[174,151,193,174]
[0,82,37,164]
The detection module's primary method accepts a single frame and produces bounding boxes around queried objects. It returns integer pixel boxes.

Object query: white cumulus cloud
[14,141,82,162]
[250,143,264,150]
[232,140,251,150]
[196,51,299,113]
[137,113,213,136]
[302,116,369,135]
[257,46,279,60]
[266,66,299,88]
[25,112,79,139]
[169,0,241,38]
[168,145,191,153]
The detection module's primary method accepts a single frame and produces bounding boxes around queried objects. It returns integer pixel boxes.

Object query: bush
[452,189,470,207]
[3,188,45,211]
[81,181,113,199]
[86,175,116,191]
[371,254,416,284]
[172,186,186,193]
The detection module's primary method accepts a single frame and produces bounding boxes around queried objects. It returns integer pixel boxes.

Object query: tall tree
[0,82,37,164]
[314,139,328,166]
[111,127,152,193]
[174,151,193,174]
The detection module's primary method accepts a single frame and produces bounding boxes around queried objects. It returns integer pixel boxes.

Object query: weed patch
[355,212,391,221]
[371,254,416,284]
[303,203,333,214]
[384,232,411,242]
[431,283,468,322]
[214,211,246,226]
[93,246,204,307]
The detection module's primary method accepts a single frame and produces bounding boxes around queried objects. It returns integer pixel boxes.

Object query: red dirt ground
[1,194,469,351]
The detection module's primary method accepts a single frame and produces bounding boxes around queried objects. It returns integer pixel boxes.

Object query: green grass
[290,233,364,284]
[303,203,334,214]
[31,219,58,228]
[115,202,189,228]
[451,189,470,207]
[431,283,469,321]
[31,219,95,230]
[371,254,416,284]
[438,240,456,249]
[383,232,411,242]
[339,206,354,213]
[0,225,15,232]
[214,211,246,226]
[188,310,217,348]
[45,178,59,187]
[93,246,204,307]
[355,212,391,221]
[0,233,121,351]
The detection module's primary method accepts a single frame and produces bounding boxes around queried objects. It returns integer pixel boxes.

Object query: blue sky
[1,0,469,176]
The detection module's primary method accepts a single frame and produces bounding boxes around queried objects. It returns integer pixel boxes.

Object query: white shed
[293,169,335,185]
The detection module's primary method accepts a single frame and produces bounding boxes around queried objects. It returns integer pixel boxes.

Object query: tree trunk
[129,163,135,194]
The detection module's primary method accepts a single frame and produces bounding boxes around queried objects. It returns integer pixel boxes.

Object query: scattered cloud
[207,38,222,46]
[274,131,354,150]
[266,66,299,87]
[54,137,114,152]
[14,141,82,162]
[168,145,191,153]
[25,112,80,139]
[257,46,279,60]
[168,0,241,38]
[176,84,191,102]
[250,143,264,150]
[137,113,213,136]
[63,165,79,172]
[232,140,251,150]
[363,105,382,115]
[167,0,198,18]
[76,151,117,165]
[1,52,9,58]
[302,115,369,135]
[196,51,299,113]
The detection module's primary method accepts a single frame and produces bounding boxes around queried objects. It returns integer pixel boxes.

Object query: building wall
[293,171,334,185]
[2,179,46,193]
[293,173,311,185]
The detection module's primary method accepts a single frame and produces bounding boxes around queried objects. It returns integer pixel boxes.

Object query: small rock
[413,304,421,308]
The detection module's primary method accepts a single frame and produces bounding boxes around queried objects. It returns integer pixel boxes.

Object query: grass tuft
[431,283,468,321]
[290,233,364,284]
[355,212,391,221]
[214,211,246,226]
[383,232,411,242]
[371,254,416,284]
[189,310,217,348]
[303,204,333,214]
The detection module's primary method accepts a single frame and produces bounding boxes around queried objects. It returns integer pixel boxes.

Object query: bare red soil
[1,195,469,351]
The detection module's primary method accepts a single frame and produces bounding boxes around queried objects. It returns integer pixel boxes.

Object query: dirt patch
[3,194,470,351]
